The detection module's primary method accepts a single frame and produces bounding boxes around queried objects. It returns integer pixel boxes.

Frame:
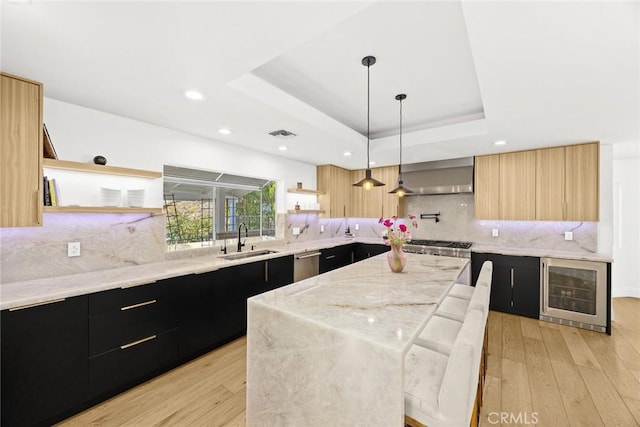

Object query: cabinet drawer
[89,328,178,398]
[89,282,164,315]
[89,299,172,356]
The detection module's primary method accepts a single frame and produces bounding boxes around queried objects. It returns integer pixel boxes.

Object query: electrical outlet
[355,224,359,231]
[68,242,81,257]
[292,227,300,236]
[564,231,573,241]
[492,229,499,237]
[320,225,324,233]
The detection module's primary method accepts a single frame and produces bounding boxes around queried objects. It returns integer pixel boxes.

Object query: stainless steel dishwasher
[294,251,321,282]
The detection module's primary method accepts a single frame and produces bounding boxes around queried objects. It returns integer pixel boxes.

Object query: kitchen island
[246,253,468,427]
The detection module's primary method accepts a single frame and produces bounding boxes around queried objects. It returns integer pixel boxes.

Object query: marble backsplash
[286,193,598,254]
[0,213,165,283]
[407,193,597,252]
[1,213,287,283]
[1,196,598,284]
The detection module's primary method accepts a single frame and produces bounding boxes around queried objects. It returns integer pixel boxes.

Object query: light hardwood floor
[59,298,640,426]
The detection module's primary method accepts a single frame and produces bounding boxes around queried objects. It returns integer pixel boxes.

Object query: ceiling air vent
[269,129,297,139]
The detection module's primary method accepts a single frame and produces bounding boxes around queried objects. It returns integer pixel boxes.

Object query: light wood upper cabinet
[1,73,43,227]
[536,146,566,220]
[318,165,350,217]
[565,142,599,221]
[475,142,599,221]
[499,151,536,220]
[474,154,500,220]
[318,165,401,218]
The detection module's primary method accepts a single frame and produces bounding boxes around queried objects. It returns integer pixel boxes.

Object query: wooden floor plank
[559,327,602,370]
[578,366,638,427]
[501,359,533,422]
[479,374,501,426]
[624,396,640,426]
[540,327,574,364]
[520,317,543,340]
[502,314,525,363]
[613,298,640,333]
[549,360,604,427]
[486,311,503,378]
[522,337,570,427]
[581,328,640,400]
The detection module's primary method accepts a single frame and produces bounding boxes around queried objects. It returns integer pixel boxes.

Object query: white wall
[43,98,317,214]
[612,148,640,297]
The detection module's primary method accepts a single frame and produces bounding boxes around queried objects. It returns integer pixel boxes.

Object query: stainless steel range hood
[401,157,474,195]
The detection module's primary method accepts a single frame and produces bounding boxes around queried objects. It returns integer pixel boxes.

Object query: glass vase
[387,242,407,273]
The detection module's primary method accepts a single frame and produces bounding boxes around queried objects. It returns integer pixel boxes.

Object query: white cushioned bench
[404,261,493,427]
[416,262,493,354]
[404,309,486,427]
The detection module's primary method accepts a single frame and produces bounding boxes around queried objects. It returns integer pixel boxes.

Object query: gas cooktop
[406,239,473,249]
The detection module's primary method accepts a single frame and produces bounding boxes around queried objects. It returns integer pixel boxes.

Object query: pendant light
[389,93,413,197]
[353,55,385,190]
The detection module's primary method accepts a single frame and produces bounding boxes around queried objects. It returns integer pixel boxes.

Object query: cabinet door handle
[120,299,156,311]
[510,268,514,288]
[34,190,40,224]
[9,298,66,311]
[120,334,157,350]
[325,255,336,259]
[264,261,269,283]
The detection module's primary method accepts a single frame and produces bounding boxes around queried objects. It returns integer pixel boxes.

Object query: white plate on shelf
[100,188,122,207]
[125,189,145,207]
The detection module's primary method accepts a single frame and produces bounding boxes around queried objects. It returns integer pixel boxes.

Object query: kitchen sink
[220,249,278,261]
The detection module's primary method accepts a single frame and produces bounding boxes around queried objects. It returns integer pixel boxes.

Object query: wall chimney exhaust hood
[401,157,474,195]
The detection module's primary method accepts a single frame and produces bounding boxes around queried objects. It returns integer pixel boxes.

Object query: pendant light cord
[366,60,371,168]
[399,97,403,176]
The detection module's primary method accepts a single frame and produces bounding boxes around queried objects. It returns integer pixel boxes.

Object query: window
[163,165,276,250]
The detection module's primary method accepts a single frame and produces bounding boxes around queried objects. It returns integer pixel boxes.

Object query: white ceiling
[2,1,638,169]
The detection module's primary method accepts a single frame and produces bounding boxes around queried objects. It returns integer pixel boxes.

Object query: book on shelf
[43,176,51,206]
[48,178,58,206]
[43,124,58,160]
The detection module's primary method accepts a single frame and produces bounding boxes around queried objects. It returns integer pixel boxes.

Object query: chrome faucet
[237,223,248,252]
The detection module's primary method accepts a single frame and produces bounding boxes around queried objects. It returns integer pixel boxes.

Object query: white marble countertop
[249,253,468,352]
[0,237,382,310]
[471,244,613,263]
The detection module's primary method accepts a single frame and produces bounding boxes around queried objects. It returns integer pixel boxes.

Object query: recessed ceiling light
[218,128,231,135]
[494,140,507,146]
[369,161,376,166]
[343,151,352,157]
[278,146,288,151]
[183,89,204,101]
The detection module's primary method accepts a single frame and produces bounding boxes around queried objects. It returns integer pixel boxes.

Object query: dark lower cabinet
[87,280,178,400]
[174,273,216,359]
[320,244,354,273]
[214,265,251,341]
[472,252,540,319]
[1,296,88,427]
[354,243,389,262]
[0,253,298,426]
[89,329,178,398]
[265,255,294,291]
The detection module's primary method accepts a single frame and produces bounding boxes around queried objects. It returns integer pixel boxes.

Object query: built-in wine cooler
[540,258,607,333]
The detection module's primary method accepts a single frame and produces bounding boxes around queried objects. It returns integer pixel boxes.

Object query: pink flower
[392,216,398,220]
[408,214,416,220]
[378,217,384,224]
[398,224,407,232]
[383,219,393,228]
[412,220,418,228]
